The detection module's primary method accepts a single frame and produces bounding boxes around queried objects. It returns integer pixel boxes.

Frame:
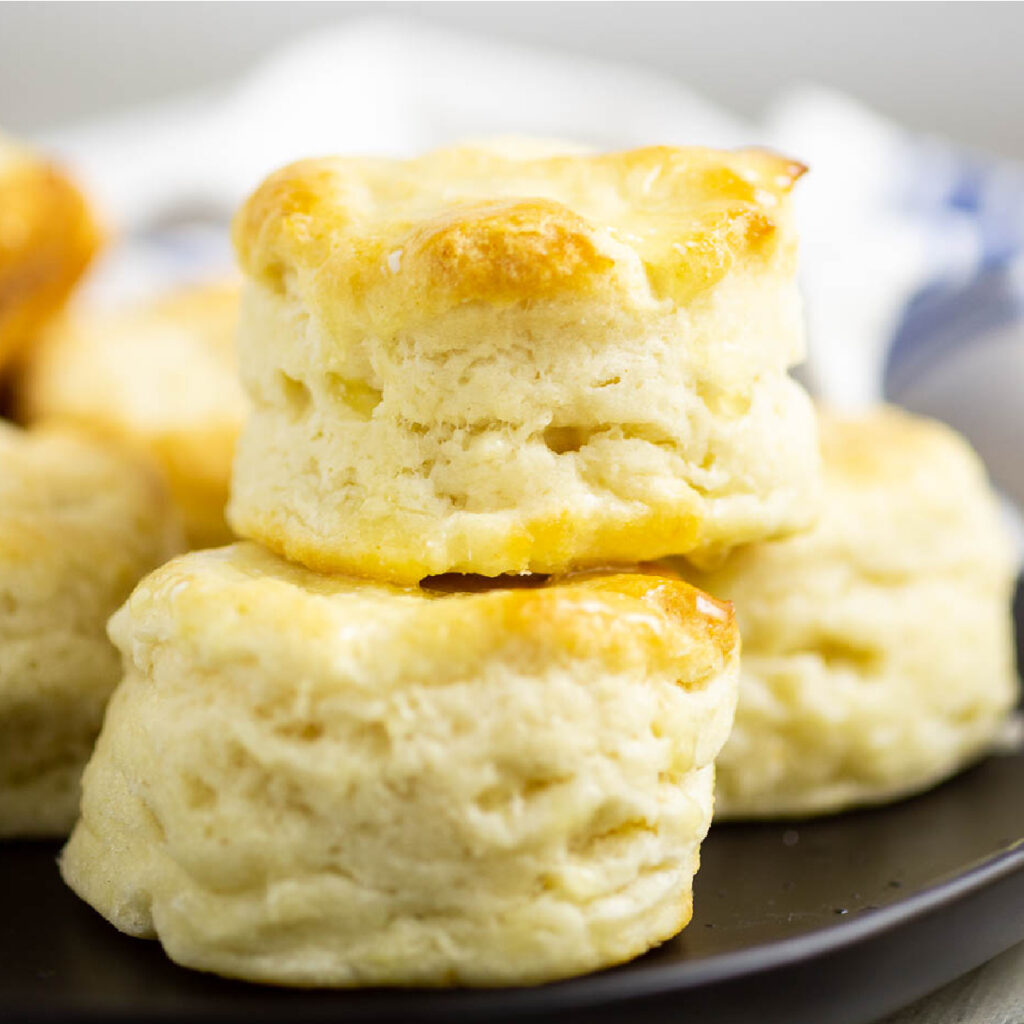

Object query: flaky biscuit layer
[229,143,818,581]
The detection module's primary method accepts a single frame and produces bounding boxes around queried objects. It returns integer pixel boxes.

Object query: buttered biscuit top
[234,145,806,320]
[229,143,820,582]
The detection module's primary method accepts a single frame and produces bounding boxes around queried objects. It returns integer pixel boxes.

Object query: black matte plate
[3,757,1022,1024]
[3,592,1023,1024]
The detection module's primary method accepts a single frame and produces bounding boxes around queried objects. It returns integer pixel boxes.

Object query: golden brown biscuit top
[234,144,805,319]
[0,132,101,368]
[0,133,100,289]
[117,542,737,688]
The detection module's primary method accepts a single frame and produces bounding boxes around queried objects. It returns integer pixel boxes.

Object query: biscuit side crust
[228,267,818,581]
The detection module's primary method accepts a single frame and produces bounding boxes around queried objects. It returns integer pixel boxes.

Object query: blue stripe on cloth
[884,145,1024,398]
[885,268,1024,398]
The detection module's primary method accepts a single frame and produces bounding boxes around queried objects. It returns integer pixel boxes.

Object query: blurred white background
[2,1,1024,160]
[3,1,1023,511]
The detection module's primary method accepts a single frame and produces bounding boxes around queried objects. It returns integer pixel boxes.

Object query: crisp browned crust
[233,144,804,322]
[123,542,738,686]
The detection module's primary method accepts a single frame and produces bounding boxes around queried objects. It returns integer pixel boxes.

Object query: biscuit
[228,143,819,583]
[682,407,1019,818]
[0,422,183,836]
[20,282,246,548]
[0,133,100,374]
[61,543,738,986]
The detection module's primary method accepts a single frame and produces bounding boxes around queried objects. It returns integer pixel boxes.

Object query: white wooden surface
[877,940,1024,1024]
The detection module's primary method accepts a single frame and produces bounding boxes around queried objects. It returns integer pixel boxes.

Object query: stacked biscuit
[59,144,823,986]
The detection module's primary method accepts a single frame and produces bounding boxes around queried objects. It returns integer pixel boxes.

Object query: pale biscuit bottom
[715,576,1017,817]
[0,638,116,837]
[230,272,819,583]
